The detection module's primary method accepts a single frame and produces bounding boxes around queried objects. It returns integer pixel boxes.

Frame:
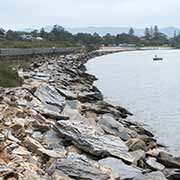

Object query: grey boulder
[99,157,142,180]
[146,157,165,171]
[157,152,180,168]
[56,110,133,163]
[34,83,65,114]
[98,114,130,141]
[133,171,167,180]
[47,153,110,180]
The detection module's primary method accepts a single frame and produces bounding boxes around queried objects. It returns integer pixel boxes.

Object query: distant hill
[20,26,180,37]
[18,28,35,33]
[161,27,180,37]
[67,27,143,36]
[67,26,180,37]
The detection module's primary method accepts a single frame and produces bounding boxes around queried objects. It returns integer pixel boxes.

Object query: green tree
[150,26,154,39]
[6,30,20,40]
[128,28,135,36]
[40,28,47,38]
[31,29,38,37]
[50,25,74,42]
[51,25,65,35]
[153,25,159,39]
[0,28,5,36]
[75,33,98,45]
[92,32,102,44]
[144,28,151,40]
[115,33,140,45]
[103,33,116,45]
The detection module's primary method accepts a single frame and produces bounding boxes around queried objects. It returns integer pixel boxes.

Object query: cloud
[0,0,180,29]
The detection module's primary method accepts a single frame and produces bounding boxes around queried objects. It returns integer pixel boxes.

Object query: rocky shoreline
[0,51,179,179]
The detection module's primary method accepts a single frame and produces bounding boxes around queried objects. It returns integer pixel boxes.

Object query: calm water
[87,49,180,156]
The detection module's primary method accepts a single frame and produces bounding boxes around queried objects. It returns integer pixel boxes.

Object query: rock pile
[0,52,179,179]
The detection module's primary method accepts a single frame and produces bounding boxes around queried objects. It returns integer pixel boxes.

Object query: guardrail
[0,47,82,57]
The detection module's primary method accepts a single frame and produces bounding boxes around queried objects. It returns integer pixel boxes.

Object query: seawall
[0,51,178,179]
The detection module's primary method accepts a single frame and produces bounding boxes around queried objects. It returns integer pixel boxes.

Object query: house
[36,37,43,41]
[20,35,34,41]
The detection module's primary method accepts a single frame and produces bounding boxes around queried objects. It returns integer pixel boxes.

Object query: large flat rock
[146,157,165,171]
[81,101,132,118]
[34,83,66,114]
[157,152,180,168]
[47,153,110,180]
[133,171,167,180]
[56,110,133,163]
[77,90,103,103]
[99,157,142,180]
[98,114,130,141]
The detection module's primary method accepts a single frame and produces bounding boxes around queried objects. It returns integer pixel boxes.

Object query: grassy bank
[0,63,23,87]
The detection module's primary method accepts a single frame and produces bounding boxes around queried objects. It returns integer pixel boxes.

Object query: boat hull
[153,58,163,61]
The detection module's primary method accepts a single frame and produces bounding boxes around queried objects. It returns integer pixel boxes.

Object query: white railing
[0,47,82,56]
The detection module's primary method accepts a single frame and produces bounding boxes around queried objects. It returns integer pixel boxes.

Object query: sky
[1,0,180,30]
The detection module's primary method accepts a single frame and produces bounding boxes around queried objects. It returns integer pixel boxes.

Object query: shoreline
[0,50,179,179]
[97,46,174,54]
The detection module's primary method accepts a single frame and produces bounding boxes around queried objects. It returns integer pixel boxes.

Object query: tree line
[0,25,180,48]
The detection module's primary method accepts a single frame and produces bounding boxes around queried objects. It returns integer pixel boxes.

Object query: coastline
[97,46,174,53]
[0,50,179,179]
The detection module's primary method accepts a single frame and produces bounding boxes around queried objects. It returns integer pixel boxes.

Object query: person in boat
[153,55,163,61]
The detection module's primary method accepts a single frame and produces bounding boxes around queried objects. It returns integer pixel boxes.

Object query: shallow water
[87,49,180,156]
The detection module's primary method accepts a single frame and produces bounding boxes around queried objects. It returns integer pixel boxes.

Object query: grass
[0,63,23,87]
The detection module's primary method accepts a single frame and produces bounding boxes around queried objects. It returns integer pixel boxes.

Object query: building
[20,35,34,41]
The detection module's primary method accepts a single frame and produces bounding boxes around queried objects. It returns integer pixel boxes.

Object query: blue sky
[1,0,180,29]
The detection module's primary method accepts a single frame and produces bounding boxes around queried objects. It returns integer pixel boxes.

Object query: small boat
[153,55,163,61]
